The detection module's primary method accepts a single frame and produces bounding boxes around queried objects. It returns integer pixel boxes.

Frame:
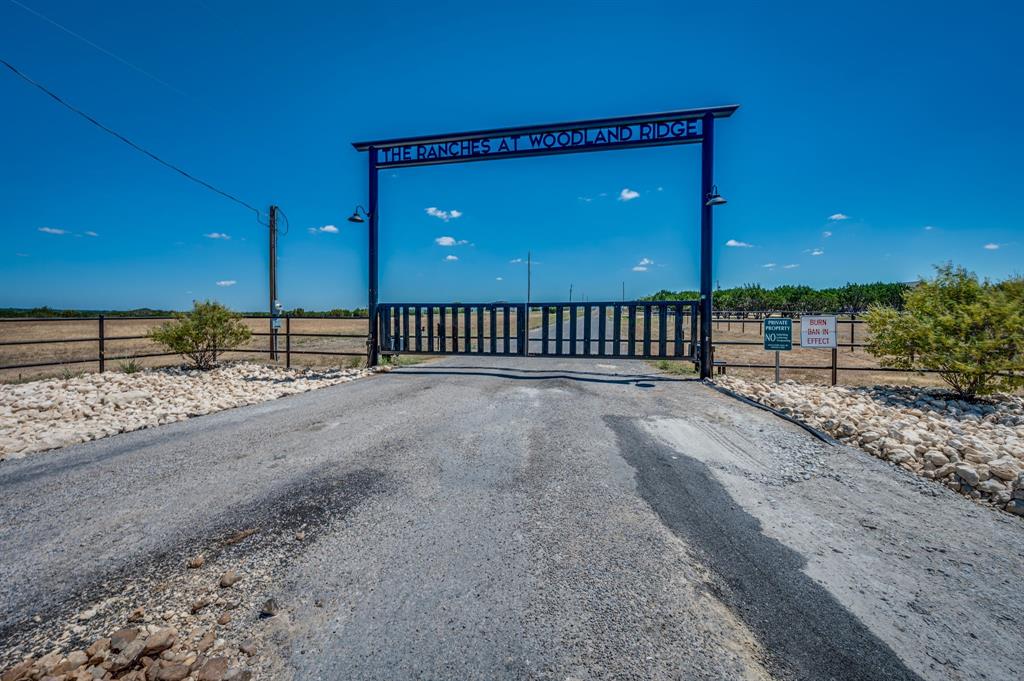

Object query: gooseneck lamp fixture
[347,205,371,223]
[705,185,727,207]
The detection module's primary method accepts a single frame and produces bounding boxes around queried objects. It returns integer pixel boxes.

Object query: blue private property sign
[763,318,793,351]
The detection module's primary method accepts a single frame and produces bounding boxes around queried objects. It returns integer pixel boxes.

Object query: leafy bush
[149,301,252,370]
[865,264,1024,398]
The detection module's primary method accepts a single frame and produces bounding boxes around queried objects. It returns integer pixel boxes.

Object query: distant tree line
[0,306,368,318]
[644,281,912,314]
[0,306,180,318]
[284,307,368,318]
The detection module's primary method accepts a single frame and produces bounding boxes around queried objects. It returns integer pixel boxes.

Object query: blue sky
[1,1,1021,311]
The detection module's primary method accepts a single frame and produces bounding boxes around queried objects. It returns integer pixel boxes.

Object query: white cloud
[435,235,469,247]
[38,227,67,235]
[631,257,654,272]
[510,257,524,264]
[810,248,824,256]
[983,243,1000,250]
[445,254,458,261]
[828,213,850,221]
[496,276,503,281]
[656,186,664,192]
[319,225,338,233]
[84,230,98,237]
[216,280,236,287]
[783,264,800,269]
[618,188,640,201]
[204,232,230,240]
[426,206,462,222]
[762,263,776,268]
[923,225,935,231]
[822,231,832,238]
[577,196,593,202]
[725,239,753,248]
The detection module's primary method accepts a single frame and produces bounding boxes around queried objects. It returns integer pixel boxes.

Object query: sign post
[763,317,793,383]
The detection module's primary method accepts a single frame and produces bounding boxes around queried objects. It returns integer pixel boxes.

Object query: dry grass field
[700,315,946,387]
[1,311,948,388]
[0,317,370,383]
[604,311,946,388]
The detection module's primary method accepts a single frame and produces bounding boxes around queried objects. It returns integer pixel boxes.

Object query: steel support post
[367,151,380,367]
[699,112,715,380]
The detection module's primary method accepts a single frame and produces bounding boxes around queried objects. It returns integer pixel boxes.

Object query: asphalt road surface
[2,356,1022,680]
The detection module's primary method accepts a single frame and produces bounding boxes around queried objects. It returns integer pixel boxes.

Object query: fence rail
[0,315,369,374]
[0,310,991,386]
[703,312,983,385]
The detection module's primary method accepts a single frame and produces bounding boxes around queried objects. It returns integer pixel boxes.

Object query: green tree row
[644,281,911,314]
[0,306,368,319]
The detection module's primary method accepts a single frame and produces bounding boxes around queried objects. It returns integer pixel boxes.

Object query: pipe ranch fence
[706,310,952,386]
[0,314,369,375]
[0,309,963,386]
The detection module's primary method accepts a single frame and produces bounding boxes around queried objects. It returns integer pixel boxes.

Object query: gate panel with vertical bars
[378,303,526,356]
[377,300,697,360]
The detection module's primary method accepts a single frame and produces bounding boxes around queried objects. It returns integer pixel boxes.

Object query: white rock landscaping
[716,376,1024,518]
[0,363,380,461]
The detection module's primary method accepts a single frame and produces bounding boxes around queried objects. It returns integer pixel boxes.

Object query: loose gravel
[0,363,379,461]
[716,376,1024,517]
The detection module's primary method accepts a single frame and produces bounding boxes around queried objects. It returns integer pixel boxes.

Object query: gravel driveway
[1,356,1021,680]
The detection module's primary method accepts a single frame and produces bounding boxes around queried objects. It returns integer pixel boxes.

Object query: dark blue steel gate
[377,300,697,360]
[378,303,527,356]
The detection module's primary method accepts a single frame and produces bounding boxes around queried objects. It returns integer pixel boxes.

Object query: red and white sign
[800,315,837,348]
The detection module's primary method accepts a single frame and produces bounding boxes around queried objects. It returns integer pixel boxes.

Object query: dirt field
[617,312,946,388]
[1,312,946,388]
[704,315,949,387]
[0,317,369,383]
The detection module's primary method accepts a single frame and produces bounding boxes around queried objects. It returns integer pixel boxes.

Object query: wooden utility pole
[269,205,278,360]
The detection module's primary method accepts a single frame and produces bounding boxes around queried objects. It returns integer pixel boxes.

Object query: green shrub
[865,264,1024,399]
[59,366,83,380]
[149,301,252,370]
[119,357,142,374]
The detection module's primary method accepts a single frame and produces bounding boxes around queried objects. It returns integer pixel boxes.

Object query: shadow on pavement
[389,365,694,385]
[608,415,924,681]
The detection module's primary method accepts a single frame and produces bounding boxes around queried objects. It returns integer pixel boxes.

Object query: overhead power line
[0,56,264,221]
[7,0,187,96]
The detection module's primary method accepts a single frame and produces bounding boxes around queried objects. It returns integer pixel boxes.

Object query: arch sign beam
[352,104,738,377]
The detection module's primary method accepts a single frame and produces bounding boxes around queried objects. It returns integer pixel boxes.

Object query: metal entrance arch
[351,104,737,377]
